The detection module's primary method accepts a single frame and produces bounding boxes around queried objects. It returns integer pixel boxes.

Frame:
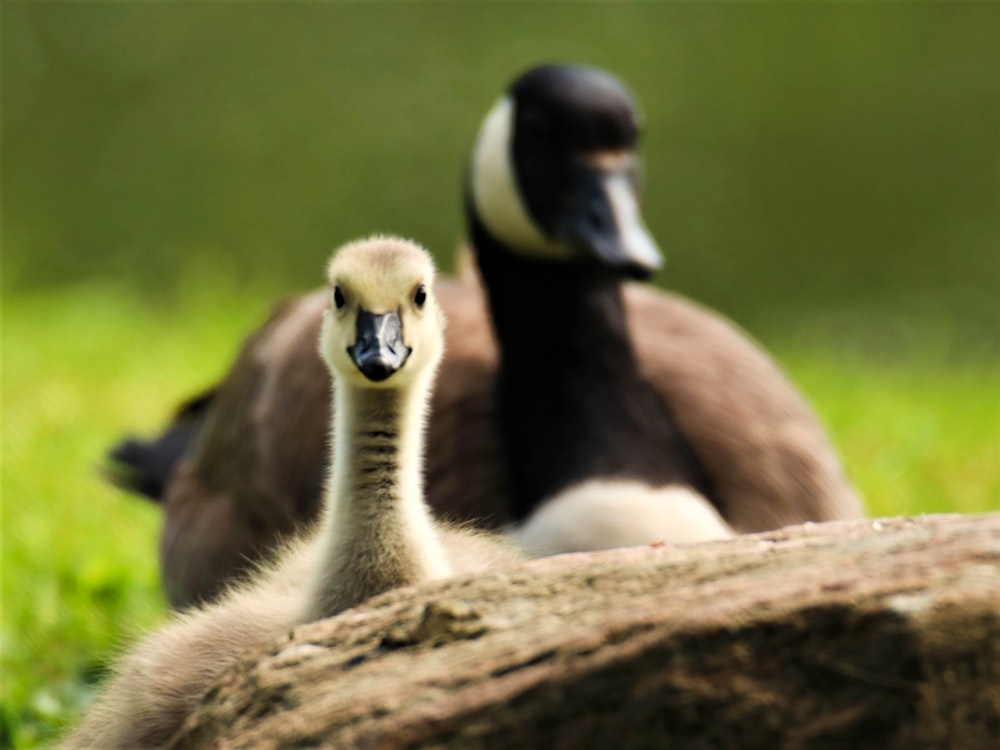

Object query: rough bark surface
[172,514,1000,749]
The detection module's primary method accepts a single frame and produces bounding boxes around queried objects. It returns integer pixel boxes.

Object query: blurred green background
[5,2,998,349]
[2,2,998,747]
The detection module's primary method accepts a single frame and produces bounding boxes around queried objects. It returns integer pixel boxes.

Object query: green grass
[775,347,999,517]
[2,285,998,747]
[1,282,275,747]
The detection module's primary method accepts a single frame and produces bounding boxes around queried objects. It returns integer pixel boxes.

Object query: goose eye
[414,285,427,309]
[519,108,549,137]
[333,286,346,310]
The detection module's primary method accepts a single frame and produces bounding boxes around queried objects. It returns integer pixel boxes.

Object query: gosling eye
[413,285,427,310]
[333,286,346,310]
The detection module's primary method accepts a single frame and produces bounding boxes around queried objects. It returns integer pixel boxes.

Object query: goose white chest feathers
[64,237,520,749]
[108,63,863,609]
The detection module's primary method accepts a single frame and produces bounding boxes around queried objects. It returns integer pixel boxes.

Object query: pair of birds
[112,64,863,611]
[65,64,863,747]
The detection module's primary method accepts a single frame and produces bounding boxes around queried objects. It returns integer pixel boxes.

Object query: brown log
[171,514,1000,749]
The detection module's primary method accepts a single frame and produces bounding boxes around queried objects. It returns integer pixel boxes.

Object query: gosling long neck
[306,371,448,620]
[470,214,716,521]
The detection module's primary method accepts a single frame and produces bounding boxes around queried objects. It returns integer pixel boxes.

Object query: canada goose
[111,64,863,608]
[65,237,518,749]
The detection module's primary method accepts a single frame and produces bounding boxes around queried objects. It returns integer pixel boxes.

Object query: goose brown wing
[625,284,863,533]
[159,291,329,607]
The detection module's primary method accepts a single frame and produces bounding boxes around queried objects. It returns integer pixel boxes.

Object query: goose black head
[319,236,445,389]
[469,64,662,278]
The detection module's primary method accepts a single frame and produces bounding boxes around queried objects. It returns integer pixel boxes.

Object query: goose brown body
[158,273,860,607]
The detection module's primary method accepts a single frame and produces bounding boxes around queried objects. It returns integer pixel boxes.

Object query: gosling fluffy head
[319,236,445,389]
[469,63,662,276]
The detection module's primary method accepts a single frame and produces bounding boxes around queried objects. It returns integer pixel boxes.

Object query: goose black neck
[469,211,714,520]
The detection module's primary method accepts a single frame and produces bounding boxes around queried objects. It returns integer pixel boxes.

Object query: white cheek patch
[470,97,572,261]
[603,171,662,271]
[507,479,734,558]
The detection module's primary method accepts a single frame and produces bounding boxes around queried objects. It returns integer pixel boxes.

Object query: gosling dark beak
[348,310,411,382]
[558,161,662,279]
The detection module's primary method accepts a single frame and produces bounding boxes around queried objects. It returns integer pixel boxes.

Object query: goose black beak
[348,310,412,382]
[558,160,663,279]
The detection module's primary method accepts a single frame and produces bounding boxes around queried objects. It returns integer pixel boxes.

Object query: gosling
[63,236,520,749]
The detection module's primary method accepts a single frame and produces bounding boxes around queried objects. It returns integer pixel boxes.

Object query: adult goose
[110,64,863,608]
[65,237,520,749]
